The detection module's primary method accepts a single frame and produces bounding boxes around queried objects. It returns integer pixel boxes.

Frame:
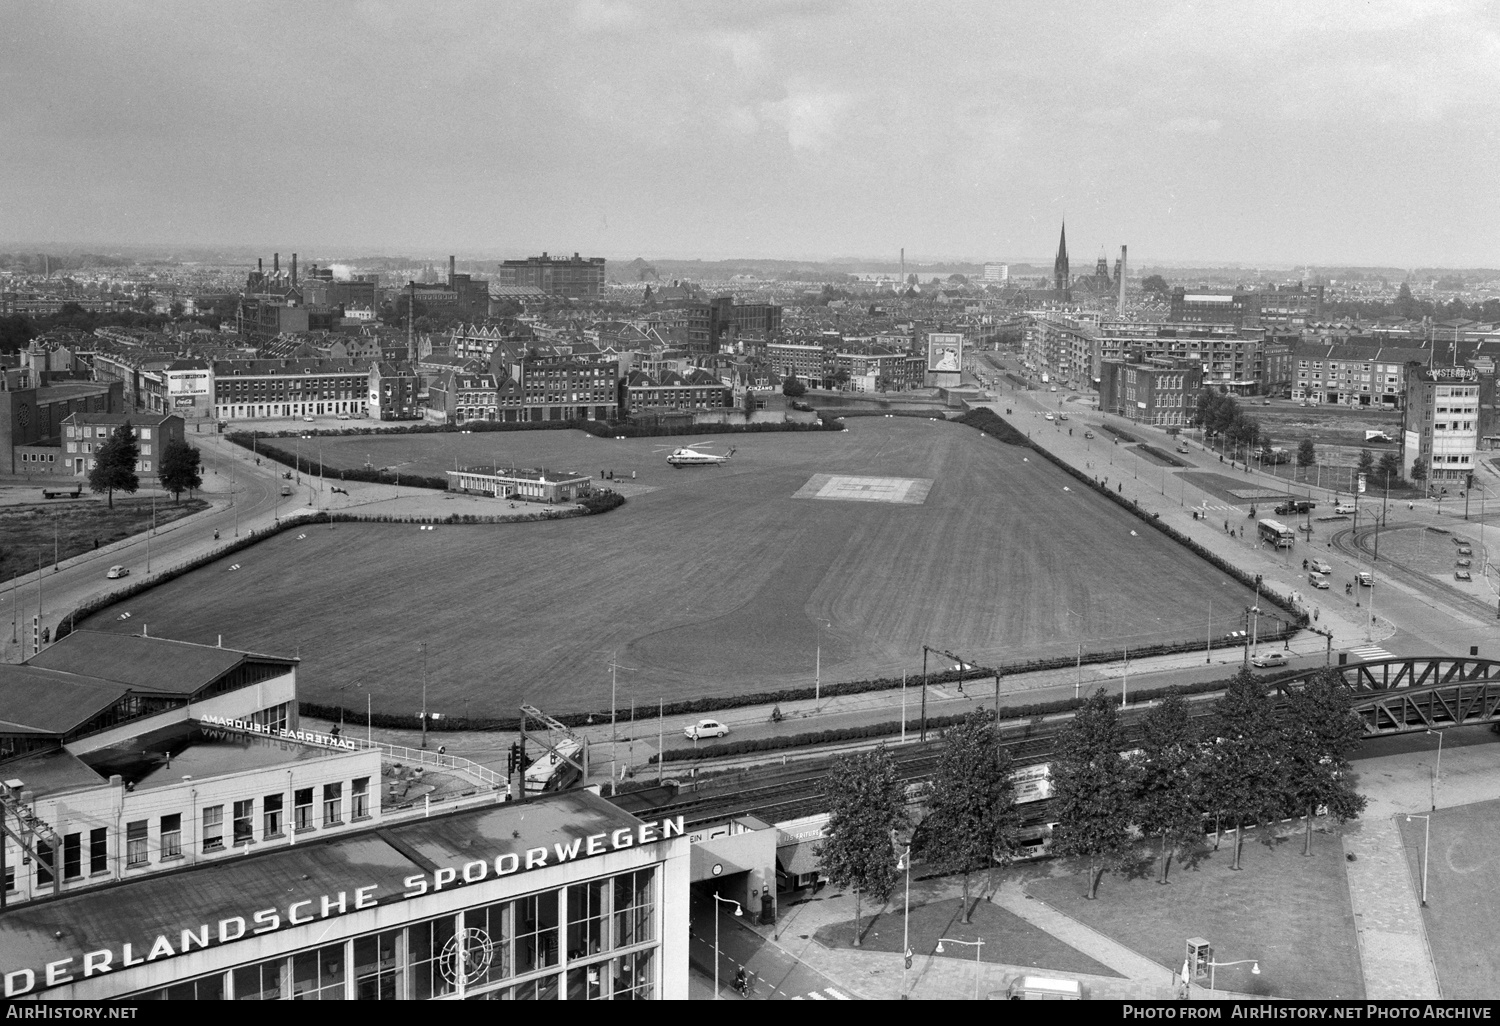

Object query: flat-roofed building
[60,411,184,483]
[212,358,374,421]
[496,253,606,299]
[1403,363,1480,487]
[446,464,594,503]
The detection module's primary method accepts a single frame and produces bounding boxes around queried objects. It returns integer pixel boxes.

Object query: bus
[523,737,583,796]
[1257,518,1296,548]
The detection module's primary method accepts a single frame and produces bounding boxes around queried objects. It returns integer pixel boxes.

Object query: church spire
[1053,221,1070,296]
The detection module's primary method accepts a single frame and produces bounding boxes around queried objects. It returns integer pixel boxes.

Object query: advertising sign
[926,332,963,373]
[1357,473,1366,494]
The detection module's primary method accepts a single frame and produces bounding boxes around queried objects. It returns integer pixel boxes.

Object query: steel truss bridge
[1271,656,1500,737]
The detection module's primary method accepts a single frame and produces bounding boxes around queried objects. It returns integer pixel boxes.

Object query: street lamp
[335,679,362,739]
[813,617,831,703]
[896,841,913,1001]
[1406,815,1431,906]
[934,936,985,1000]
[418,642,428,749]
[712,892,743,1000]
[1207,957,1261,994]
[1425,728,1442,810]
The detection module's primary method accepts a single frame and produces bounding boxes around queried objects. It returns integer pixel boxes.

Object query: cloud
[761,88,856,152]
[569,0,639,34]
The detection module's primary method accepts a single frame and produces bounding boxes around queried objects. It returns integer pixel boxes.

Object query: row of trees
[86,422,203,507]
[818,668,1366,940]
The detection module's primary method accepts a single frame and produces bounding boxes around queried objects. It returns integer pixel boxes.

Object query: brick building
[61,412,185,483]
[1098,357,1203,427]
[212,359,374,421]
[496,253,606,299]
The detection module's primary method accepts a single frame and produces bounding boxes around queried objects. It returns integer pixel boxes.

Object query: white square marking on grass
[793,474,933,504]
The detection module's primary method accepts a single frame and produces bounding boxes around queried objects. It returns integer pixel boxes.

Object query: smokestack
[449,255,455,288]
[258,258,263,274]
[1117,245,1127,317]
[291,253,297,286]
[900,248,905,282]
[273,253,279,276]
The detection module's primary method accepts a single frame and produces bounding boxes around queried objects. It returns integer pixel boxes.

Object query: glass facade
[130,865,659,1001]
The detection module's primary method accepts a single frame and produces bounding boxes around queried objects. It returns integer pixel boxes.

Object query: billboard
[927,332,963,373]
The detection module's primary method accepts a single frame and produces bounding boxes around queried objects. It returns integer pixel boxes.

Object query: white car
[1044,412,1055,421]
[1308,573,1329,589]
[1251,651,1289,668]
[684,719,729,740]
[106,565,129,579]
[1333,502,1356,515]
[1309,560,1333,575]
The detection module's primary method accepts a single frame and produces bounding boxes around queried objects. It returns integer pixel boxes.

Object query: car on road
[1044,412,1054,421]
[1308,573,1329,589]
[1309,560,1333,575]
[1175,444,1190,454]
[106,565,129,579]
[1274,500,1317,516]
[1084,430,1095,439]
[1251,651,1289,668]
[338,413,351,421]
[1357,572,1374,587]
[684,719,729,740]
[1058,413,1068,421]
[303,416,314,422]
[1456,570,1473,581]
[1333,502,1357,515]
[1457,546,1473,556]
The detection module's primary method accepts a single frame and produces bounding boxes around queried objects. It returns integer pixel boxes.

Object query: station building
[0,630,691,1000]
[446,465,594,504]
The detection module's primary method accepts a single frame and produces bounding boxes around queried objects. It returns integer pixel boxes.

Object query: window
[568,880,609,960]
[614,870,654,948]
[470,900,514,988]
[294,788,314,831]
[291,944,345,1000]
[233,800,254,846]
[351,778,370,820]
[516,891,560,974]
[203,806,224,852]
[354,930,403,1000]
[89,827,107,874]
[407,916,458,1000]
[233,958,285,1001]
[161,814,182,859]
[263,794,284,837]
[126,820,148,867]
[36,839,55,886]
[323,783,343,825]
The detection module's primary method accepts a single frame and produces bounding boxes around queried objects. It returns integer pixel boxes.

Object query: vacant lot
[1398,799,1500,999]
[79,419,1260,716]
[1,494,208,580]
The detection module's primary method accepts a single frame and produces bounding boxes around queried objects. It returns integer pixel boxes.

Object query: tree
[1133,691,1205,884]
[1142,274,1170,296]
[1051,689,1138,899]
[168,300,185,319]
[1377,450,1402,485]
[1297,440,1315,469]
[916,711,1019,922]
[88,422,140,509]
[1282,669,1368,856]
[158,438,203,503]
[1200,670,1287,871]
[818,747,908,947]
[1356,448,1375,479]
[1395,281,1418,320]
[1410,456,1428,484]
[781,374,807,398]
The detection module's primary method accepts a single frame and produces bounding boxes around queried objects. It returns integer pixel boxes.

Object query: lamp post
[1406,814,1431,906]
[897,843,912,1001]
[934,937,985,1000]
[1207,957,1261,994]
[418,642,428,749]
[335,679,362,737]
[712,892,743,999]
[814,617,831,703]
[1426,728,1442,810]
[607,655,637,783]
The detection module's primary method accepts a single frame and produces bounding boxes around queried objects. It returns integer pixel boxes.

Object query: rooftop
[28,630,295,695]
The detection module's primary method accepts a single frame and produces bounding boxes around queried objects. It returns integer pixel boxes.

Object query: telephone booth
[1186,938,1211,979]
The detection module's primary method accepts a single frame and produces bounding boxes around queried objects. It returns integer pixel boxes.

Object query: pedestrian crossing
[1349,644,1396,661]
[793,987,852,1000]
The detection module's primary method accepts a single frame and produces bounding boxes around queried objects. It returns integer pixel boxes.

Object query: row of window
[64,425,154,439]
[130,870,657,1000]
[18,452,56,462]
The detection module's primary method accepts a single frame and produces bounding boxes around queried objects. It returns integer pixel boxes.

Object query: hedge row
[649,664,1306,763]
[952,407,1307,630]
[576,418,845,439]
[818,408,951,420]
[226,434,451,490]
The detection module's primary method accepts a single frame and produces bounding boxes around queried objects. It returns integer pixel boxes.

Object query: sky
[2,0,1498,268]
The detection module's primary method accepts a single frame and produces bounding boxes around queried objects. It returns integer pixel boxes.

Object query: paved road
[688,894,855,1001]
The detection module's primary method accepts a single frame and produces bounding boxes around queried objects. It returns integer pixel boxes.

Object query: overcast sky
[3,0,1497,267]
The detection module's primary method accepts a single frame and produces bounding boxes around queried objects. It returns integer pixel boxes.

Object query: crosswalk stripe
[1350,645,1395,660]
[826,987,851,1000]
[806,992,827,999]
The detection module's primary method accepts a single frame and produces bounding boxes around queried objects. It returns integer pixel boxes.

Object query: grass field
[1,495,208,581]
[1027,827,1364,999]
[1397,798,1500,998]
[77,418,1261,716]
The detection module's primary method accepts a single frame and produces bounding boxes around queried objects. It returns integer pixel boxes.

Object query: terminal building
[0,630,692,1000]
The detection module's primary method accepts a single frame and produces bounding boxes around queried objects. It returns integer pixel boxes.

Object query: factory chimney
[900,248,905,283]
[258,258,263,274]
[1117,245,1127,317]
[449,255,456,288]
[273,253,279,277]
[291,253,298,287]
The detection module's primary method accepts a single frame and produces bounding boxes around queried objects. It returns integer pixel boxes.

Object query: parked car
[1084,430,1095,439]
[106,565,129,579]
[338,413,351,421]
[1308,573,1330,589]
[1456,570,1473,581]
[303,415,314,422]
[1456,558,1472,568]
[1457,546,1473,556]
[1251,651,1289,668]
[1309,560,1333,575]
[1176,444,1190,454]
[1058,413,1068,421]
[1044,412,1054,421]
[684,719,729,740]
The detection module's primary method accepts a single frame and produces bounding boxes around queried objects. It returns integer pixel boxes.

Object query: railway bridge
[1271,656,1500,737]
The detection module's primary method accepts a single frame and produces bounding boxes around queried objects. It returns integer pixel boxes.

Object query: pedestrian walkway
[1348,643,1397,661]
[792,986,853,1000]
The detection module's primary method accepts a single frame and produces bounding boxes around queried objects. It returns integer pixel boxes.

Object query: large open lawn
[1397,798,1500,999]
[78,418,1260,715]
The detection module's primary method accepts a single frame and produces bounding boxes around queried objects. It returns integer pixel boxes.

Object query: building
[496,253,607,299]
[765,342,828,388]
[60,412,185,483]
[212,359,373,421]
[1027,317,1267,396]
[164,358,214,421]
[1289,344,1428,408]
[1053,223,1070,297]
[0,631,691,1001]
[426,370,499,425]
[499,357,619,423]
[0,379,122,476]
[1097,356,1203,427]
[1403,363,1480,488]
[1168,285,1324,330]
[368,362,421,421]
[620,369,734,416]
[983,263,1009,283]
[446,465,595,503]
[673,298,782,355]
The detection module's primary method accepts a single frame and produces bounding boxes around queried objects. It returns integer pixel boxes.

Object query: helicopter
[655,441,736,468]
